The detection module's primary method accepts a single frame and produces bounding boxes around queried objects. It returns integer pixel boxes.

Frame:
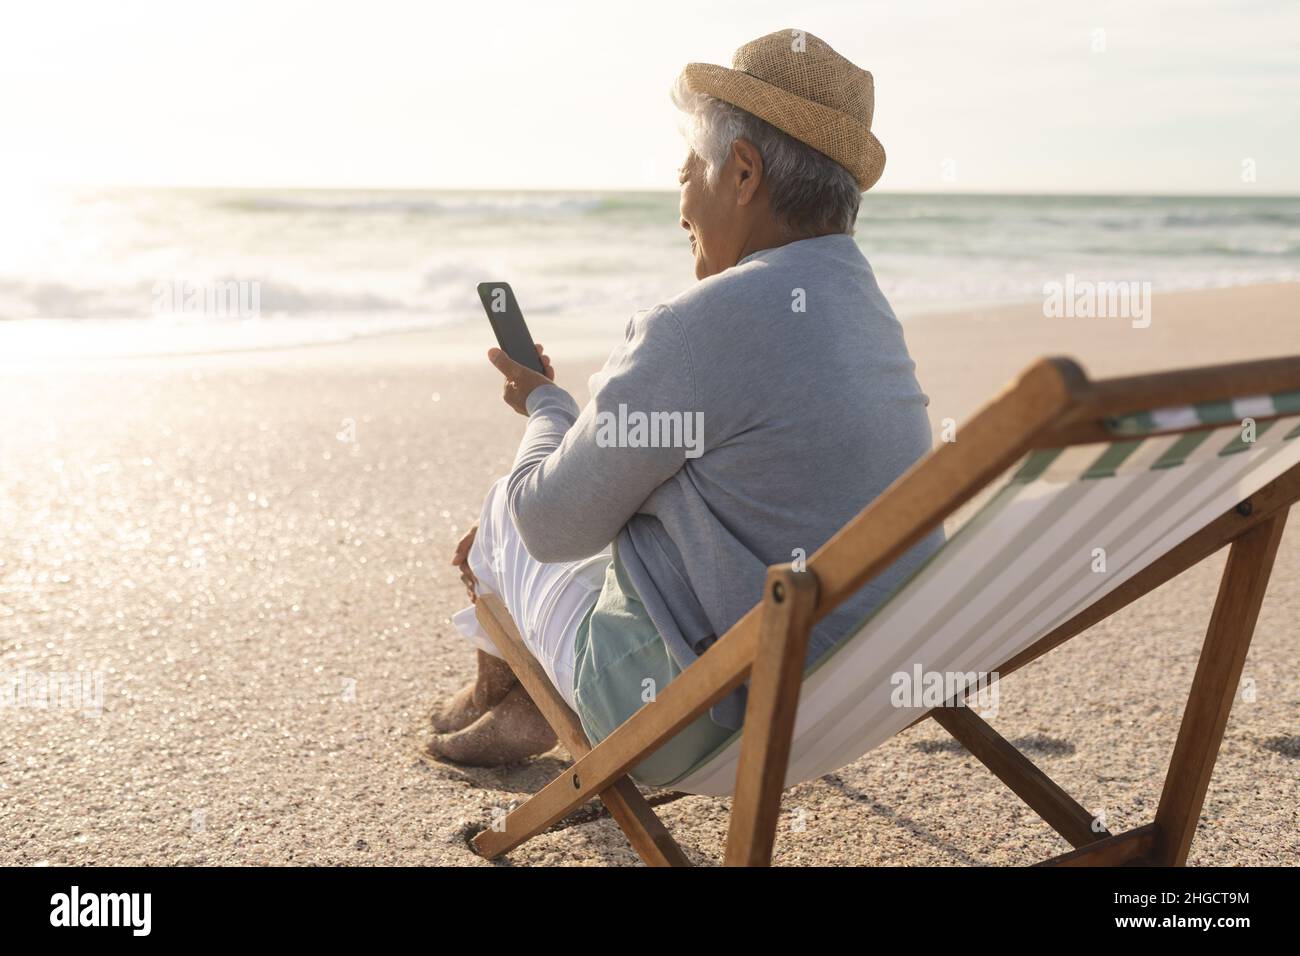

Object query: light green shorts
[572,544,734,788]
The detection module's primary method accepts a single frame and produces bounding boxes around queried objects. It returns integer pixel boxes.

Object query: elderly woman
[426,30,942,785]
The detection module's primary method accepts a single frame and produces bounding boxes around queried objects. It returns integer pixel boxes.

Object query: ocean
[2,188,1297,359]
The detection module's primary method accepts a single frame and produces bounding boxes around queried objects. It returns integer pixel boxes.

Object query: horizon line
[27,183,1300,200]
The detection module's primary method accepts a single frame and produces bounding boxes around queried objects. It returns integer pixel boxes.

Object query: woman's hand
[488,343,555,416]
[451,523,479,604]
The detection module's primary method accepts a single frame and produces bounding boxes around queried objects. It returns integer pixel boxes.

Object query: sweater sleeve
[505,306,698,562]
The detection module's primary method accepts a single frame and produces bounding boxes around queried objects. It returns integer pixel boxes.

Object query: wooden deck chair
[469,355,1300,867]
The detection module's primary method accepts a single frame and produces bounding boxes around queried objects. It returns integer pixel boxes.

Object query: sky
[2,0,1297,194]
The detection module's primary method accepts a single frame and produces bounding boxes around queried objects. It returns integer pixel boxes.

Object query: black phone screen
[477,282,545,375]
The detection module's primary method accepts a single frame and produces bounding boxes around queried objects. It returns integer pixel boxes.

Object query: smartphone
[477,281,545,375]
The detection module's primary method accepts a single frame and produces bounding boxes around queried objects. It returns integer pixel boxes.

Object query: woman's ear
[730,138,764,205]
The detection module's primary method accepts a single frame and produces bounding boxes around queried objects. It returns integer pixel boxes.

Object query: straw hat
[678,29,885,191]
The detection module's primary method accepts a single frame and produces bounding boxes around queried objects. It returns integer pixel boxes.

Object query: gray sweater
[508,233,943,728]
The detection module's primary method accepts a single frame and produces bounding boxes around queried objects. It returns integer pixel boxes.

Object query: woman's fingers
[535,343,555,381]
[488,347,552,414]
[451,524,479,602]
[451,524,478,565]
[459,564,478,604]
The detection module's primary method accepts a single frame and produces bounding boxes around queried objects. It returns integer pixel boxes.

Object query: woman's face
[678,150,735,280]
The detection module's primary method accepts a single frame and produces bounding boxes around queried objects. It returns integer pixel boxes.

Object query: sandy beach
[2,282,1298,867]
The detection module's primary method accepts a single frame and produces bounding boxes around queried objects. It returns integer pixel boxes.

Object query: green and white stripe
[1027,408,1300,482]
[671,411,1300,796]
[1105,389,1300,436]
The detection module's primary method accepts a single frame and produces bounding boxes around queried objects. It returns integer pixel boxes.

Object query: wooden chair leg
[471,595,690,867]
[1152,509,1289,866]
[931,705,1107,849]
[724,566,819,867]
[1037,824,1158,867]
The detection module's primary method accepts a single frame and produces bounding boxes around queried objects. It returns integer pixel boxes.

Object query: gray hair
[671,74,861,237]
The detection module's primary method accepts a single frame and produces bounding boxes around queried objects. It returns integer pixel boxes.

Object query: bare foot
[424,685,558,765]
[429,650,517,733]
